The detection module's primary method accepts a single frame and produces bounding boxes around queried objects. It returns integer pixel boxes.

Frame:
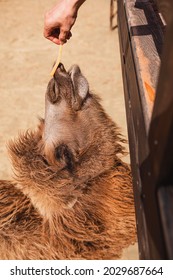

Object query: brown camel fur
[0,63,136,259]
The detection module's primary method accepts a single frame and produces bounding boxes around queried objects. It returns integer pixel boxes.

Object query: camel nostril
[58,62,63,68]
[57,63,65,72]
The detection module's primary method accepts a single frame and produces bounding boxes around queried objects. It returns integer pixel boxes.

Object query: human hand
[44,0,84,45]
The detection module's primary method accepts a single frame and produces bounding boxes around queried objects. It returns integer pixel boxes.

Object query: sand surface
[0,0,138,259]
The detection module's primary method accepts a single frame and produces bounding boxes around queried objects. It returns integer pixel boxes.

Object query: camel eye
[42,157,49,166]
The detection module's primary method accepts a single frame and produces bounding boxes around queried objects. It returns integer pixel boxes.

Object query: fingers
[47,36,62,45]
[59,29,72,44]
[44,24,72,45]
[67,31,72,40]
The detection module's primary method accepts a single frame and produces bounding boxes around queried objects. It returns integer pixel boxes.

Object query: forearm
[65,0,86,13]
[69,0,86,9]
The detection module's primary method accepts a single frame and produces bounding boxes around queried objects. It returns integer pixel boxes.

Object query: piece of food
[50,45,63,77]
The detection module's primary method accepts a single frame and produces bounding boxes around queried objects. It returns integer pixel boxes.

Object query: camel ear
[75,74,89,100]
[72,74,89,110]
[72,67,89,103]
[55,144,75,172]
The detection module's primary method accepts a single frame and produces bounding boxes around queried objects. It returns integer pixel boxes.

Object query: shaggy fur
[0,64,136,259]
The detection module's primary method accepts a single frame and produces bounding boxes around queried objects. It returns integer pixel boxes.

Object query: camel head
[41,63,125,180]
[43,63,89,170]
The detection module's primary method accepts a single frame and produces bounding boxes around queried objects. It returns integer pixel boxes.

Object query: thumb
[59,29,69,44]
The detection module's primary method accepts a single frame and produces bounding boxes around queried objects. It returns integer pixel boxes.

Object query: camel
[0,63,136,259]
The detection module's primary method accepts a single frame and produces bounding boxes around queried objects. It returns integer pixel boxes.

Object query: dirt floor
[0,0,138,259]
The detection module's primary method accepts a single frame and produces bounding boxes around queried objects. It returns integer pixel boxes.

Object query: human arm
[44,0,86,45]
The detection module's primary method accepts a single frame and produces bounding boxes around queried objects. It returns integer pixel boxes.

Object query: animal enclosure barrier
[117,0,173,259]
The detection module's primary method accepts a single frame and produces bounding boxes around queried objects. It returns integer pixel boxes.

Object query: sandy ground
[0,0,138,259]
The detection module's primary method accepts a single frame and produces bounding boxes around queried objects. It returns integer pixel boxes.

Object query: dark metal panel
[154,0,172,24]
[158,186,173,259]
